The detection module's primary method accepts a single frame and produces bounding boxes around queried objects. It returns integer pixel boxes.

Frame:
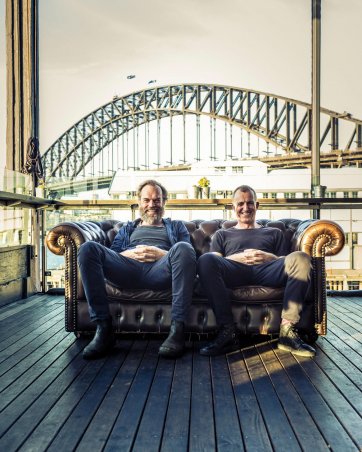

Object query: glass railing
[0,167,33,195]
[0,169,34,247]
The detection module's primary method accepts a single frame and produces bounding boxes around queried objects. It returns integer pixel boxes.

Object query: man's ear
[256,201,260,209]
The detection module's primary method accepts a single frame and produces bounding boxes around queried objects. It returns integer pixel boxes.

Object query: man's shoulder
[213,227,233,239]
[263,226,284,235]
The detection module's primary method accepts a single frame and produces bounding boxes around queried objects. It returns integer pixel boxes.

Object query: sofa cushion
[106,280,284,302]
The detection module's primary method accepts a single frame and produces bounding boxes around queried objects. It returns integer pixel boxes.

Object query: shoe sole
[277,343,315,358]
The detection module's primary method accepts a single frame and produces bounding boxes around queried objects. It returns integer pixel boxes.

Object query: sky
[1,0,362,166]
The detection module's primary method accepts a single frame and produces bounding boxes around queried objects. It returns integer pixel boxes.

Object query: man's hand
[226,249,278,265]
[120,245,167,262]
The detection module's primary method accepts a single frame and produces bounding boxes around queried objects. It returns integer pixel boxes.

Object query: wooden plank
[329,297,362,316]
[160,350,193,452]
[325,324,362,369]
[44,343,132,452]
[228,348,272,451]
[1,294,362,451]
[0,297,62,343]
[318,335,362,390]
[314,344,362,415]
[76,340,148,452]
[295,354,362,448]
[276,349,358,450]
[103,341,161,451]
[6,352,106,450]
[0,333,77,414]
[258,342,328,449]
[242,345,301,450]
[0,294,62,321]
[131,351,175,451]
[329,312,362,340]
[329,298,362,320]
[210,354,244,451]
[0,323,66,382]
[0,337,84,443]
[330,298,362,315]
[327,299,352,313]
[0,312,64,363]
[188,343,216,452]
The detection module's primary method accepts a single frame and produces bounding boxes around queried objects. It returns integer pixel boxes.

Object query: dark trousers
[197,251,311,326]
[78,241,196,322]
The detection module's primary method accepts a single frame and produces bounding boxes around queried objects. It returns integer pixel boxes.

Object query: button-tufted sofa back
[86,218,304,256]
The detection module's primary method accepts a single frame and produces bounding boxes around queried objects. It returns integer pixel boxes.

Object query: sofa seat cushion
[106,280,284,303]
[106,282,172,301]
[231,286,284,301]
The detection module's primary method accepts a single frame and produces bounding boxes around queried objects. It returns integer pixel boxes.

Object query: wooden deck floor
[0,294,361,451]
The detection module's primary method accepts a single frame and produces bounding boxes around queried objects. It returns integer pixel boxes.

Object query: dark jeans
[78,241,196,322]
[197,251,312,326]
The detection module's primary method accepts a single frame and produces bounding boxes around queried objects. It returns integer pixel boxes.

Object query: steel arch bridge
[42,83,362,179]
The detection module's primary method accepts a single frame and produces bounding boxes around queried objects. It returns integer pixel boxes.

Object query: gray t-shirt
[128,226,171,251]
[210,227,289,257]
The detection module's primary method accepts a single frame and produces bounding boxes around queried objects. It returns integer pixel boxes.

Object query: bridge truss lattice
[42,83,362,179]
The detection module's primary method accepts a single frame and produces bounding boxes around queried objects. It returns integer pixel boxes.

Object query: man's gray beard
[140,207,164,225]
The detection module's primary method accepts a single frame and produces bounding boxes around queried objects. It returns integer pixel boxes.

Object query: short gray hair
[232,185,257,200]
[137,179,168,200]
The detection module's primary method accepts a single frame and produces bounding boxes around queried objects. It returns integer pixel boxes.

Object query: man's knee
[284,251,312,281]
[78,241,103,265]
[197,252,221,275]
[169,241,196,260]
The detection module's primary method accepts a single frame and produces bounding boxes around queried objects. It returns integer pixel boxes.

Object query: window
[347,281,360,290]
[343,191,349,198]
[271,192,277,199]
[326,191,337,198]
[232,166,243,173]
[262,193,269,198]
[346,232,358,245]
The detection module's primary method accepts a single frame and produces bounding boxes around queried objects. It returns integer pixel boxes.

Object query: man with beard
[78,180,196,360]
[197,184,316,358]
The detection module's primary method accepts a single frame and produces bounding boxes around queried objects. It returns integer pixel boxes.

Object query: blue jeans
[78,241,196,322]
[197,251,312,326]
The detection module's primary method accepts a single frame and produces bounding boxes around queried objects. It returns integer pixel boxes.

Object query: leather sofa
[46,218,345,342]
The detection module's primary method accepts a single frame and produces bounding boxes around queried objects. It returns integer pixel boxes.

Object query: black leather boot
[278,323,316,357]
[200,323,240,356]
[158,320,185,359]
[83,318,115,360]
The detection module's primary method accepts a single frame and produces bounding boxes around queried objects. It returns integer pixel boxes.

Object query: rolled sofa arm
[292,219,345,257]
[46,220,119,330]
[46,220,118,255]
[291,219,345,335]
